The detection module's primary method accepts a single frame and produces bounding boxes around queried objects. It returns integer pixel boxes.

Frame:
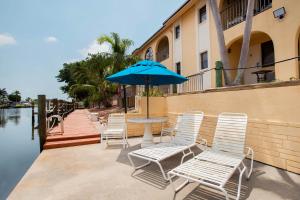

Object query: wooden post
[38,95,46,151]
[31,101,35,140]
[122,85,127,113]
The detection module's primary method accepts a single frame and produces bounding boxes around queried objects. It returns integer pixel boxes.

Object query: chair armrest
[199,138,207,146]
[197,138,208,150]
[246,147,254,158]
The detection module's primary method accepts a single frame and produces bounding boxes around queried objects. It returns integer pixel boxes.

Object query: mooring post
[38,95,46,151]
[31,101,35,140]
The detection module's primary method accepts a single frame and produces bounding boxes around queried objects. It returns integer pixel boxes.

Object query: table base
[141,123,154,148]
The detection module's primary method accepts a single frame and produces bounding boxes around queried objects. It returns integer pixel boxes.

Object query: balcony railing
[221,0,272,30]
[176,72,204,94]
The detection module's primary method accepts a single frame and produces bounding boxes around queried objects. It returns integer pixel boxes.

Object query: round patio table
[127,117,167,148]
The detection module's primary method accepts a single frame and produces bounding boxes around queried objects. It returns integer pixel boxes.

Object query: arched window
[156,36,169,62]
[145,47,153,60]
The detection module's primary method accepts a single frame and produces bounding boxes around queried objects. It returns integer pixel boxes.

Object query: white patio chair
[160,114,182,142]
[101,113,128,149]
[168,113,254,200]
[127,111,205,181]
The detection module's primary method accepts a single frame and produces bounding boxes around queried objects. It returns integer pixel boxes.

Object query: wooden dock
[44,109,100,149]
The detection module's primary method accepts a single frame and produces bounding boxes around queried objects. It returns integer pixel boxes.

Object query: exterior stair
[44,134,100,149]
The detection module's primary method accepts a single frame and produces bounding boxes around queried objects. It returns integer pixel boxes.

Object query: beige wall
[128,83,300,174]
[127,81,300,174]
[181,5,198,76]
[166,83,300,174]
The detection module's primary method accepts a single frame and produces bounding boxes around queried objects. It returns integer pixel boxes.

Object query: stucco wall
[166,83,300,174]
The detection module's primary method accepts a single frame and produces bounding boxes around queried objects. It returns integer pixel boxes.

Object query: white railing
[221,0,272,30]
[135,72,205,96]
[177,72,204,94]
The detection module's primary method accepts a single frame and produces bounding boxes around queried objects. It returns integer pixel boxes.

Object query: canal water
[0,108,40,199]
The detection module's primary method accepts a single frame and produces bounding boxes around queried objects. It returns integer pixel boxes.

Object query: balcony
[220,0,272,30]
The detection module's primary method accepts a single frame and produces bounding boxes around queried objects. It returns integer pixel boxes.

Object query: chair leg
[127,154,151,171]
[245,147,254,179]
[236,165,246,200]
[220,187,229,200]
[154,160,169,181]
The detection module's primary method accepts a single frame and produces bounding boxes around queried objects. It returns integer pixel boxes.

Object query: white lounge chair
[168,113,254,200]
[128,112,205,181]
[101,113,128,149]
[160,114,182,142]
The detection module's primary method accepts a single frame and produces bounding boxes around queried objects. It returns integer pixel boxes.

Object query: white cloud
[0,33,16,46]
[45,36,58,43]
[79,40,110,57]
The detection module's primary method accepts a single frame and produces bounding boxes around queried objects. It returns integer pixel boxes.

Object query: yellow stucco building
[127,0,300,174]
[133,0,300,90]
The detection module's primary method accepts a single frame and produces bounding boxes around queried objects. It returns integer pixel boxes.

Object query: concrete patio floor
[9,137,300,200]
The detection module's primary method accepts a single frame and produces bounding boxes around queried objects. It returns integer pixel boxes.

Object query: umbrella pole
[146,84,149,119]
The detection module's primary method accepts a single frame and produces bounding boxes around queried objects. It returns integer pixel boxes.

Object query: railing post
[38,95,46,151]
[216,61,223,87]
[53,98,58,115]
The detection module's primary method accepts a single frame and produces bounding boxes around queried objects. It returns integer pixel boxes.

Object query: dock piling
[38,95,46,151]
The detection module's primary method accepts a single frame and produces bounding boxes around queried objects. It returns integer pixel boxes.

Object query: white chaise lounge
[101,113,128,148]
[160,114,182,142]
[168,113,254,200]
[128,112,205,181]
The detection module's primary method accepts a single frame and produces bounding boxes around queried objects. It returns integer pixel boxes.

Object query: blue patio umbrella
[106,60,188,118]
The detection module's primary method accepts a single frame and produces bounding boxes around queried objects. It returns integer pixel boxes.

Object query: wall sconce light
[273,7,286,19]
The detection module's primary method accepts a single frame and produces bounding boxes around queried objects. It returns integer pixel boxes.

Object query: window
[175,25,180,39]
[199,5,207,23]
[200,51,208,70]
[261,40,274,67]
[145,47,153,60]
[176,62,181,75]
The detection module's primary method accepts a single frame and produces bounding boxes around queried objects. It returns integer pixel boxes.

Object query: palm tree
[0,88,8,104]
[208,0,255,85]
[0,88,7,97]
[97,32,136,112]
[97,32,134,73]
[233,0,255,84]
[71,53,116,107]
[208,0,232,85]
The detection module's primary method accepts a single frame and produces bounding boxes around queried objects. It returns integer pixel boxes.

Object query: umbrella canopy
[106,60,188,118]
[106,60,188,85]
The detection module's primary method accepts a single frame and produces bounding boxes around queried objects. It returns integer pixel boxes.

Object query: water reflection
[0,109,8,128]
[0,108,22,127]
[0,108,40,199]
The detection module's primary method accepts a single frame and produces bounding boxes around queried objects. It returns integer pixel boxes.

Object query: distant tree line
[0,89,22,104]
[56,33,140,108]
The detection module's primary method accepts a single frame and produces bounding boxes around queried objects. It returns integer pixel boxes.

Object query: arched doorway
[227,32,275,84]
[156,36,169,62]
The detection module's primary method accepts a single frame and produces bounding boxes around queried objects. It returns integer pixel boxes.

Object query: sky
[0,0,185,100]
